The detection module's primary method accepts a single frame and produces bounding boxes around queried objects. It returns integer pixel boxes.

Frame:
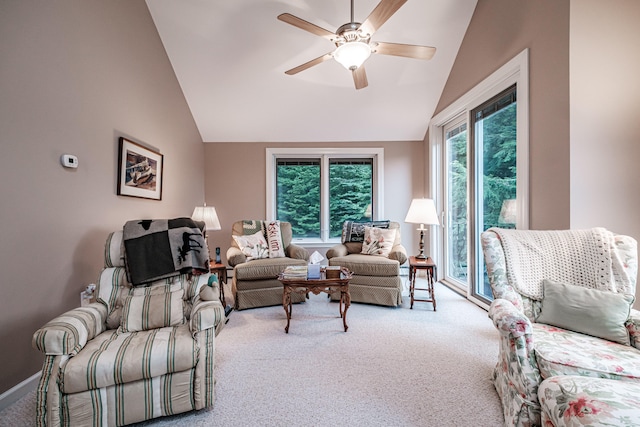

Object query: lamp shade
[499,199,517,225]
[191,206,221,231]
[333,42,372,70]
[404,198,440,226]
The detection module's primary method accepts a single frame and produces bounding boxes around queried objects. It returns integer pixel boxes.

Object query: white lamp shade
[191,206,221,231]
[334,42,372,70]
[499,199,517,224]
[404,198,440,226]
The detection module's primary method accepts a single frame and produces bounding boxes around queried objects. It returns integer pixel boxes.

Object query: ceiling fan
[277,0,436,90]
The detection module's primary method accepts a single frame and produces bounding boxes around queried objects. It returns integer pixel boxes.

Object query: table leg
[429,268,437,311]
[341,289,350,332]
[282,287,292,333]
[409,266,416,309]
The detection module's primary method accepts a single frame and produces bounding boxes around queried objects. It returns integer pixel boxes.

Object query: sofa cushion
[539,375,640,427]
[329,254,399,276]
[341,220,390,243]
[61,324,197,394]
[533,323,640,382]
[537,279,634,345]
[233,230,270,260]
[264,220,286,258]
[119,283,185,333]
[361,226,396,257]
[234,257,307,281]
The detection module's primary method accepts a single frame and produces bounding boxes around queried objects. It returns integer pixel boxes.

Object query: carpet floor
[0,279,504,427]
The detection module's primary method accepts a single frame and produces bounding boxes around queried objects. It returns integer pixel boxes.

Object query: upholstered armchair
[227,220,309,310]
[32,230,225,426]
[482,227,640,427]
[326,221,407,307]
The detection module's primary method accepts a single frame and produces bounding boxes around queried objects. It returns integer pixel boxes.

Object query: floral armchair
[32,229,226,426]
[481,227,640,427]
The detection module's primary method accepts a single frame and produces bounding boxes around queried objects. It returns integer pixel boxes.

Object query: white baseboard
[0,372,40,412]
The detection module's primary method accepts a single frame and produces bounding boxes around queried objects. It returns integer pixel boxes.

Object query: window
[429,49,529,309]
[267,148,384,245]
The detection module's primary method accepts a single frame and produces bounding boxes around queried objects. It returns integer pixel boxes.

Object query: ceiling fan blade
[352,66,368,90]
[373,42,436,60]
[277,13,335,41]
[284,52,334,75]
[359,0,408,37]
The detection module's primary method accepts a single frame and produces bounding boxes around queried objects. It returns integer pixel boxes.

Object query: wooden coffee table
[278,267,352,333]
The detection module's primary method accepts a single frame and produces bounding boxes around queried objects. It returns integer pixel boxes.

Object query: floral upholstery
[32,230,226,426]
[539,376,640,426]
[482,229,639,427]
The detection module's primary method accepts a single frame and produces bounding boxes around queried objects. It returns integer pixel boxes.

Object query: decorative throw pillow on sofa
[536,279,634,345]
[361,226,396,257]
[264,220,285,258]
[342,220,390,243]
[120,283,185,333]
[233,230,270,260]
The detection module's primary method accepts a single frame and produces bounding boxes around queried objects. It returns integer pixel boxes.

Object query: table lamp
[191,204,221,262]
[404,198,440,259]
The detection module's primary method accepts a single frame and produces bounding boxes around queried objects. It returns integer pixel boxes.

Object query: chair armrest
[190,298,226,336]
[627,309,640,349]
[286,243,309,260]
[388,244,407,265]
[227,246,246,267]
[326,244,348,259]
[489,298,533,341]
[32,302,108,356]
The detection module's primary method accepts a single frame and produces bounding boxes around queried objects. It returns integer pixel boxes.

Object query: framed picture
[117,137,163,200]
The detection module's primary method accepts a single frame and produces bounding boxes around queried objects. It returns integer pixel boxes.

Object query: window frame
[266,147,384,247]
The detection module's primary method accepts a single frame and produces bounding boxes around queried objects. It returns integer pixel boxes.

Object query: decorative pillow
[536,279,634,345]
[120,283,185,332]
[342,220,390,243]
[361,226,396,257]
[264,220,286,258]
[232,230,269,260]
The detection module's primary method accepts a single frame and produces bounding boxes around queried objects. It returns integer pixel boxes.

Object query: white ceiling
[146,0,477,143]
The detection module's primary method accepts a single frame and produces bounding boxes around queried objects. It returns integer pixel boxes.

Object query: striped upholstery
[33,229,224,427]
[119,283,185,332]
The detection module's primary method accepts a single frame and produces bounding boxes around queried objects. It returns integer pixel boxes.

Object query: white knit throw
[491,227,633,300]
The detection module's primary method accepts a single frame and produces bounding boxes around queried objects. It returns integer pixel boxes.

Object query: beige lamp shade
[191,205,221,231]
[404,198,440,227]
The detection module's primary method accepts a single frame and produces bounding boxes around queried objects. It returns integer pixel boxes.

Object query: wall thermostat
[61,154,78,169]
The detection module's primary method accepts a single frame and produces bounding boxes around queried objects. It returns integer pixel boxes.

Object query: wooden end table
[408,256,437,310]
[278,268,352,333]
[209,261,232,317]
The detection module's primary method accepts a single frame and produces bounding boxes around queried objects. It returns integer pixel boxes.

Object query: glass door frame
[428,49,530,310]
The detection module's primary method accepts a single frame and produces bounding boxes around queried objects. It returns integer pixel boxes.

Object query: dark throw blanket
[123,218,209,285]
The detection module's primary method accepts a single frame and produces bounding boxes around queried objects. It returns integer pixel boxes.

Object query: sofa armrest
[388,244,408,265]
[190,298,226,336]
[326,244,348,259]
[32,302,108,356]
[489,298,534,340]
[227,246,246,267]
[286,243,309,261]
[627,309,640,349]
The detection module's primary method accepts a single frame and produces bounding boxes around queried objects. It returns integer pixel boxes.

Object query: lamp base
[414,253,427,259]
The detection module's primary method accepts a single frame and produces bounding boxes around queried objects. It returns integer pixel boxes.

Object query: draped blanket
[123,218,209,285]
[490,227,633,300]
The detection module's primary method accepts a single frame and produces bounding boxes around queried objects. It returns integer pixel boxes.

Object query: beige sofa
[227,220,309,310]
[326,221,407,307]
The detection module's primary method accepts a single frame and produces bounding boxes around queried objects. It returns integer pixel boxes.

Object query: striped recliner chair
[32,230,225,426]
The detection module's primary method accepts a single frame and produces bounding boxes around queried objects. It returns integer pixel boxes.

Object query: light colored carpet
[0,279,504,427]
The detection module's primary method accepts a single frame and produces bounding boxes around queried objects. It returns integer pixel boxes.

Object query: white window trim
[266,147,385,246]
[429,49,529,308]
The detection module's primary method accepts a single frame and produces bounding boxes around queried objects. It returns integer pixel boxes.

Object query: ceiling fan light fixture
[333,41,371,70]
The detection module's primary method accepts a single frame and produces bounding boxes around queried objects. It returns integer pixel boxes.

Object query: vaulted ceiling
[146,0,477,143]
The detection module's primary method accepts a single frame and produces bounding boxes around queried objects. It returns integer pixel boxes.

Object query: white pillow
[264,220,286,258]
[233,230,270,260]
[361,226,396,257]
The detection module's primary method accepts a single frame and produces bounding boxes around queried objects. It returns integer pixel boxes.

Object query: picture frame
[117,137,163,200]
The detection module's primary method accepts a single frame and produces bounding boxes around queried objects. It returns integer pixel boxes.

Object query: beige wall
[570,0,640,237]
[431,0,571,230]
[0,1,205,394]
[203,141,425,263]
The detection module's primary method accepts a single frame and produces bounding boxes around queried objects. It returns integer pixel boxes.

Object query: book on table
[282,265,307,279]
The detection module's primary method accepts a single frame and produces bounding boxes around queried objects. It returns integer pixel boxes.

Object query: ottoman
[538,375,640,426]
